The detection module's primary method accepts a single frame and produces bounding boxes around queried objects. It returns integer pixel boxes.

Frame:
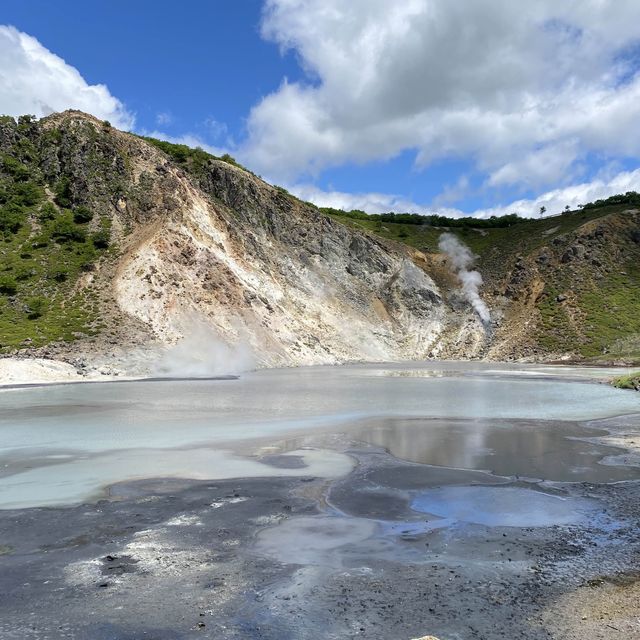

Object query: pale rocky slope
[0,111,488,379]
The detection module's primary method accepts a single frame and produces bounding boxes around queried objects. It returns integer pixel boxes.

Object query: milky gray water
[0,361,638,508]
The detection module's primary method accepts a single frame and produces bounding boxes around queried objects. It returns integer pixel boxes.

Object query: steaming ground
[438,233,491,326]
[1,364,640,638]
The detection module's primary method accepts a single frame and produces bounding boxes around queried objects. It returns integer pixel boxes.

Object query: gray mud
[1,440,640,639]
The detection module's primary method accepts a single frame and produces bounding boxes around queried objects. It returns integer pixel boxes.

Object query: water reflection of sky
[0,362,637,508]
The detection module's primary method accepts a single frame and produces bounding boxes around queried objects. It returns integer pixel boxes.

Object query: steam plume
[153,320,255,377]
[438,233,491,325]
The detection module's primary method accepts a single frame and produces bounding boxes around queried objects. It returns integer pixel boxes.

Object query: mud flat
[0,433,639,638]
[0,363,639,638]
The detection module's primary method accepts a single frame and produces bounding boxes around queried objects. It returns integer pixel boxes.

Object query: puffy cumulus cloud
[290,168,640,219]
[242,0,640,188]
[0,25,133,129]
[486,141,581,190]
[290,183,432,214]
[475,168,640,219]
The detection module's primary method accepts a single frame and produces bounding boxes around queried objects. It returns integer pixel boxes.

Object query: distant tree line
[580,191,640,210]
[321,207,522,229]
[322,191,640,228]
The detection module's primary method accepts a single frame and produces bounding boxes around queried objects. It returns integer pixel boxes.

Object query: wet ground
[0,429,639,638]
[0,363,639,638]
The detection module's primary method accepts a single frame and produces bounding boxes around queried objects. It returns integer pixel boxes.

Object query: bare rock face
[114,156,448,366]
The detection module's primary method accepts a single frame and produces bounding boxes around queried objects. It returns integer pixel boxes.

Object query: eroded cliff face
[114,162,450,366]
[7,111,487,371]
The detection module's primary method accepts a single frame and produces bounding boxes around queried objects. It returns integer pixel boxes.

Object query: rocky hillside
[0,111,489,375]
[0,110,638,376]
[332,201,640,364]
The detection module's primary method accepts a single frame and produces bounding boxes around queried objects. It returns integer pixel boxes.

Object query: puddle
[255,515,377,566]
[0,448,353,509]
[349,417,640,482]
[411,486,595,527]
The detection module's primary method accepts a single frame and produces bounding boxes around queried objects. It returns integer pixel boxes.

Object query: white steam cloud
[153,321,255,378]
[438,233,491,325]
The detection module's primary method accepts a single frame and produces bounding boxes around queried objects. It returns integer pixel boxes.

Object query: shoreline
[0,353,636,389]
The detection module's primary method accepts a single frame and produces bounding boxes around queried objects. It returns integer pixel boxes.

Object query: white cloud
[291,183,432,214]
[204,117,228,140]
[433,175,471,207]
[0,25,133,129]
[241,0,640,189]
[290,168,640,219]
[156,111,173,126]
[474,168,640,219]
[486,141,580,190]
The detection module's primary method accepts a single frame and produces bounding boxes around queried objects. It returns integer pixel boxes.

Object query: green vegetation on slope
[140,136,252,177]
[326,202,628,255]
[0,115,111,350]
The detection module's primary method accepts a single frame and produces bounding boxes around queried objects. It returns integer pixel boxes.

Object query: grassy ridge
[0,116,111,351]
[326,205,627,256]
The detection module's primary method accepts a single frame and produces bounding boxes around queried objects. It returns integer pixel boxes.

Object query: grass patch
[612,372,640,390]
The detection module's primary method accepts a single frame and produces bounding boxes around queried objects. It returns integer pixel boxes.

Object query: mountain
[0,111,638,377]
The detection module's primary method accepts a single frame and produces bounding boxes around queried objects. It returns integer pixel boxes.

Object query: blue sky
[2,0,640,218]
[1,1,294,143]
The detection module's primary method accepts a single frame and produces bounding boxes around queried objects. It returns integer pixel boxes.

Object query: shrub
[582,191,640,211]
[12,181,42,206]
[0,205,24,235]
[39,202,57,222]
[50,214,86,243]
[17,115,35,127]
[77,243,97,271]
[73,205,93,223]
[25,296,46,319]
[220,153,240,167]
[612,372,640,390]
[54,177,72,208]
[14,266,35,281]
[0,275,17,295]
[91,229,110,248]
[1,154,30,181]
[31,235,49,249]
[48,266,69,282]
